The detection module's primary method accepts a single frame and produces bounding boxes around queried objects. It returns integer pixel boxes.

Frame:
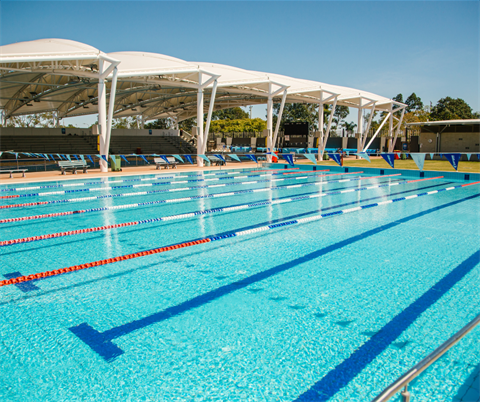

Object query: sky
[1,0,479,127]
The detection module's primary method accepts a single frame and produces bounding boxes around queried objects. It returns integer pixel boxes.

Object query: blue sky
[1,1,478,126]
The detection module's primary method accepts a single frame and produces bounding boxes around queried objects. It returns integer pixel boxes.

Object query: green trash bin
[111,155,122,172]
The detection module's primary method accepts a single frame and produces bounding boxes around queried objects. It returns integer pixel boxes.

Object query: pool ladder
[372,312,480,402]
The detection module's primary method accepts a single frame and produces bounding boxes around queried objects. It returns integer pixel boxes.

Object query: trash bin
[111,155,122,172]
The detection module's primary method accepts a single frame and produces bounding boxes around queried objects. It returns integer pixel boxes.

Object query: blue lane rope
[3,171,316,199]
[1,173,368,209]
[0,178,407,224]
[0,167,274,193]
[1,179,450,247]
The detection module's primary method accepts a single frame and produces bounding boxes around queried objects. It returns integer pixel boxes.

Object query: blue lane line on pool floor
[3,182,449,293]
[294,248,480,402]
[68,192,480,363]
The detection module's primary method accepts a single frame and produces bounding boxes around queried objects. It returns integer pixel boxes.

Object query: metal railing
[372,312,480,402]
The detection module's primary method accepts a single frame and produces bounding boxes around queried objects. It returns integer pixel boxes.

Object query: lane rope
[0,177,426,246]
[0,168,298,193]
[1,170,360,210]
[1,180,477,288]
[0,174,406,224]
[0,169,321,199]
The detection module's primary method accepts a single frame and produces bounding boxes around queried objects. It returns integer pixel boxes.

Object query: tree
[272,103,319,132]
[430,97,475,120]
[405,93,423,113]
[342,121,357,133]
[393,94,404,104]
[144,118,173,129]
[178,117,196,132]
[211,107,249,121]
[3,112,56,128]
[112,116,140,129]
[333,105,350,129]
[209,118,266,133]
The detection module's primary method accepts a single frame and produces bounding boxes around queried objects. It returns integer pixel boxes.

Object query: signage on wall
[61,128,66,134]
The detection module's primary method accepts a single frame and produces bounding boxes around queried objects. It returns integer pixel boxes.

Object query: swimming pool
[1,166,479,401]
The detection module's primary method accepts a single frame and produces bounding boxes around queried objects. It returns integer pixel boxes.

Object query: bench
[0,169,28,178]
[209,155,227,166]
[58,160,89,175]
[154,157,178,169]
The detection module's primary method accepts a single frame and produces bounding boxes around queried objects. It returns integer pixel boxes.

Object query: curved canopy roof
[0,38,402,122]
[0,38,119,119]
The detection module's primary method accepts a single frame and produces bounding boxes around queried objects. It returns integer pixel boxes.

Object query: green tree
[393,94,404,104]
[405,93,424,113]
[178,117,196,132]
[211,107,249,121]
[272,103,320,131]
[342,121,357,133]
[333,105,350,129]
[111,116,141,129]
[3,112,56,128]
[430,97,475,120]
[144,118,172,129]
[210,118,266,133]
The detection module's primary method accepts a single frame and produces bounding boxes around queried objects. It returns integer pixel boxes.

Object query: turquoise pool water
[0,166,479,402]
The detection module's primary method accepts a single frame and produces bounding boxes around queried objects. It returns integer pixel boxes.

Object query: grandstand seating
[0,134,196,156]
[109,135,196,155]
[0,135,97,155]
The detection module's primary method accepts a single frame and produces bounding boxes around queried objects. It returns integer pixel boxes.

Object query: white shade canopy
[0,38,120,120]
[0,38,403,123]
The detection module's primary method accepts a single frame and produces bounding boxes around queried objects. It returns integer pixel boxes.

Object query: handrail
[372,312,480,402]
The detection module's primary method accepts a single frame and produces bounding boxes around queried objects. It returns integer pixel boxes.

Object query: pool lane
[0,171,357,208]
[1,180,474,288]
[0,175,405,224]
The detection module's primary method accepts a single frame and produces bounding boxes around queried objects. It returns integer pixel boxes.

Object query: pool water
[0,166,479,402]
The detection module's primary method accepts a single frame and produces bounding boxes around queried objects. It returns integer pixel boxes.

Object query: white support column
[98,59,108,172]
[53,110,59,128]
[0,109,5,126]
[362,102,376,149]
[272,89,287,153]
[319,96,337,160]
[364,111,391,151]
[356,103,364,155]
[390,108,405,153]
[104,66,118,164]
[387,110,394,153]
[266,87,273,163]
[196,80,204,167]
[317,95,324,161]
[202,78,218,154]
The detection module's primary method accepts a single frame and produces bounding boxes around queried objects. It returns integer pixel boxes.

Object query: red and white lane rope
[0,174,404,224]
[1,180,477,288]
[0,168,298,193]
[2,170,355,210]
[0,176,412,247]
[0,169,306,200]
